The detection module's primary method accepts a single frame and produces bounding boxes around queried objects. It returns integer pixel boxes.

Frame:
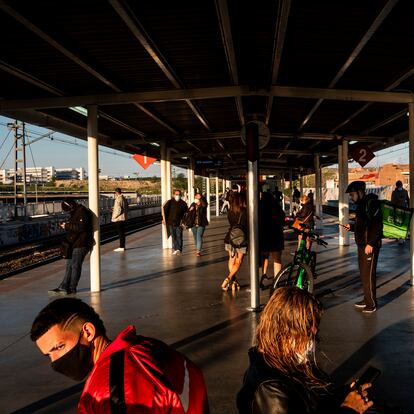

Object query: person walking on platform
[49,199,93,295]
[31,298,210,414]
[222,192,248,291]
[187,193,209,256]
[163,189,188,255]
[391,180,409,245]
[112,188,128,252]
[344,181,383,314]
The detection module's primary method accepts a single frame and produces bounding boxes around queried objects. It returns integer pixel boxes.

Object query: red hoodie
[78,325,209,414]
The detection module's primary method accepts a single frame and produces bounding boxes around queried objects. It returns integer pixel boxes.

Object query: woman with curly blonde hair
[237,287,373,414]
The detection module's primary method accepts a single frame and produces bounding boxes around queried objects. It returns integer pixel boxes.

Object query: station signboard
[350,143,375,167]
[195,159,224,168]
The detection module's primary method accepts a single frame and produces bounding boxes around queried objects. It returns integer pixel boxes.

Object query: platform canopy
[1,0,414,176]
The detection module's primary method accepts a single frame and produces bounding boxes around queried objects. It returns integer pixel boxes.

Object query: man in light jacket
[112,188,128,252]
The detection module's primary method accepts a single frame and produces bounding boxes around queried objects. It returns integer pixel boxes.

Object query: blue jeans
[191,226,205,251]
[169,225,183,252]
[59,247,89,292]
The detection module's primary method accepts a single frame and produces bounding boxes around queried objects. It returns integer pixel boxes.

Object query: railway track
[0,213,161,280]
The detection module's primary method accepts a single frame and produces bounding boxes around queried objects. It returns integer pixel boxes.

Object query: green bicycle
[271,227,328,294]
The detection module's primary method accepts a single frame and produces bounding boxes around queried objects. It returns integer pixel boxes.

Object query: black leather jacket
[237,348,356,414]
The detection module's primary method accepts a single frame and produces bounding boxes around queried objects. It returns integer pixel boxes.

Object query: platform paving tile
[0,217,413,413]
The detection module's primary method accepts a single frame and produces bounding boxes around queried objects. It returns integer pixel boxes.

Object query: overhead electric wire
[0,142,16,170]
[0,129,12,153]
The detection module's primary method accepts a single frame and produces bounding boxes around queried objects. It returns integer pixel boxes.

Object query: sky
[0,115,410,176]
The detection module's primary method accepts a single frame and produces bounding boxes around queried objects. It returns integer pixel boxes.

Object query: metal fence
[0,195,161,222]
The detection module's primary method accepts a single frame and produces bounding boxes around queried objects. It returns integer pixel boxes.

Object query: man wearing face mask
[31,298,210,414]
[344,181,383,314]
[186,193,209,256]
[163,189,188,255]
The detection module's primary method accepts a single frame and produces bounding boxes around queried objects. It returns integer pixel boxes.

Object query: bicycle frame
[293,232,314,288]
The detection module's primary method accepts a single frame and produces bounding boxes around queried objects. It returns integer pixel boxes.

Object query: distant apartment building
[0,166,86,183]
[55,167,86,180]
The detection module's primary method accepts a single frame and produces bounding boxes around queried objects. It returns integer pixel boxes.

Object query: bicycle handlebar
[295,224,328,247]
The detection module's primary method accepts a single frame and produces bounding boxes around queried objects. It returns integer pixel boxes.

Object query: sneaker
[362,307,377,314]
[196,251,202,257]
[354,301,366,309]
[48,288,69,296]
[172,250,181,255]
[114,247,125,252]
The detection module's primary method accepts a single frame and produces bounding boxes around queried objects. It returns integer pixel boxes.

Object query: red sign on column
[350,143,375,167]
[132,153,157,170]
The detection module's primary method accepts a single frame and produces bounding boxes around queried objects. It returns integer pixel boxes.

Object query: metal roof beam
[109,0,212,132]
[2,85,412,111]
[0,1,179,134]
[361,109,407,135]
[215,0,244,126]
[298,0,399,131]
[265,0,291,125]
[0,60,150,137]
[331,65,414,133]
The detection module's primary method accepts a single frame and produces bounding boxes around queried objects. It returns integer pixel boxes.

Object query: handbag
[229,213,247,249]
[61,239,73,259]
[181,209,196,230]
[292,211,313,230]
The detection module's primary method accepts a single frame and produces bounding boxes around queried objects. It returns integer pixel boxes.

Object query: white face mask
[174,195,181,201]
[295,340,315,364]
[194,199,201,204]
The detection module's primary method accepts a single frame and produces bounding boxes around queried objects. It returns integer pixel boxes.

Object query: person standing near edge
[344,181,383,314]
[49,199,93,295]
[391,180,410,245]
[31,298,210,413]
[163,189,188,255]
[112,188,128,252]
[187,192,209,256]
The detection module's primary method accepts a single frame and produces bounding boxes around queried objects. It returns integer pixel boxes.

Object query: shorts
[225,243,247,255]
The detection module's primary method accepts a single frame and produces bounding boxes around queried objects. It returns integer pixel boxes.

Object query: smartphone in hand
[355,366,381,387]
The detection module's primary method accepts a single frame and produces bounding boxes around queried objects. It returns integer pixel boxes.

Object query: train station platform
[0,215,413,414]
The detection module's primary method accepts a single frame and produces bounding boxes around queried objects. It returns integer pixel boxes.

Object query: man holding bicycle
[344,181,383,314]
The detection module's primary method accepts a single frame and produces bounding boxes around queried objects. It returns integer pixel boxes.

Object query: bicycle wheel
[271,262,314,294]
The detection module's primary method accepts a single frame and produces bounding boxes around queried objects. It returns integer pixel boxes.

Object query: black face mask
[51,331,93,381]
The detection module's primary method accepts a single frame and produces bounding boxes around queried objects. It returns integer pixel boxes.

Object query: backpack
[367,199,414,239]
[229,213,248,249]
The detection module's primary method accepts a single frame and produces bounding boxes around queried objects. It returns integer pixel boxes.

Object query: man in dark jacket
[31,298,209,414]
[163,190,188,255]
[49,199,93,295]
[344,181,383,313]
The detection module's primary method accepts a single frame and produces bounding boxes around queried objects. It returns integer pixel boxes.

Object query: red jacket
[78,325,209,414]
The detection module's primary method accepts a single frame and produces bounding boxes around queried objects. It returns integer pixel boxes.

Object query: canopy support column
[215,176,219,216]
[409,102,414,285]
[246,122,260,311]
[161,141,172,249]
[206,176,211,222]
[87,105,101,292]
[338,141,349,245]
[314,154,323,230]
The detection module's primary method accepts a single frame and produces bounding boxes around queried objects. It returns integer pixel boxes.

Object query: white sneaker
[114,247,125,252]
[172,250,181,255]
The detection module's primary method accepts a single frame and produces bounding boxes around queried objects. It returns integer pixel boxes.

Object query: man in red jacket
[31,298,210,414]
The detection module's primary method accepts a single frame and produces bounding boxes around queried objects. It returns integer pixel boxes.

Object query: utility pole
[8,121,27,218]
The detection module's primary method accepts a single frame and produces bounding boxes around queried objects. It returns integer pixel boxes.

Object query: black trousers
[357,245,379,309]
[116,221,126,248]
